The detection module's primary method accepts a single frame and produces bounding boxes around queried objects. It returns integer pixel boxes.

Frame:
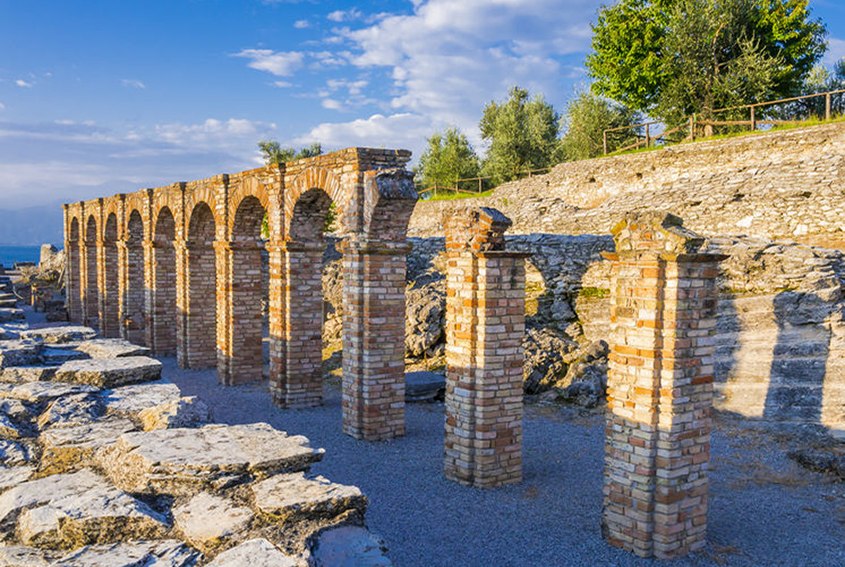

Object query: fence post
[645,123,651,149]
[689,116,695,141]
[478,178,482,193]
[750,105,756,131]
[826,93,832,121]
[603,131,608,155]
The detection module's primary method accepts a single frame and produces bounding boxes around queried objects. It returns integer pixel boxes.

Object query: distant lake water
[0,245,42,268]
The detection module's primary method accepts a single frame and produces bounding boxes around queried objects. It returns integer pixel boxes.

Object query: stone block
[54,357,162,388]
[251,472,365,522]
[76,338,151,359]
[0,545,54,566]
[405,371,446,402]
[204,538,298,567]
[312,525,392,567]
[40,418,136,476]
[99,380,182,417]
[0,341,40,369]
[36,393,104,430]
[0,381,98,403]
[52,540,201,567]
[173,492,253,550]
[0,366,57,384]
[19,326,97,344]
[0,440,33,466]
[0,309,24,324]
[0,466,34,493]
[138,396,211,431]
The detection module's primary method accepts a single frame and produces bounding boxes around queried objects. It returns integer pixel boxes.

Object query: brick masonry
[63,148,418,440]
[602,212,726,559]
[443,207,529,488]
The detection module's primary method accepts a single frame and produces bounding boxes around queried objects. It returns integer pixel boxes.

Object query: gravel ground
[166,359,845,566]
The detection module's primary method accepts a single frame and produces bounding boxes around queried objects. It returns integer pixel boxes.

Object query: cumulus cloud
[297,112,433,156]
[327,9,362,22]
[154,118,277,147]
[825,38,845,67]
[0,103,5,110]
[121,79,146,89]
[15,79,33,88]
[234,49,304,76]
[294,19,310,29]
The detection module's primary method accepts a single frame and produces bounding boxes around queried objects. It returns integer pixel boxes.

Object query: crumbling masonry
[602,212,725,559]
[443,208,529,488]
[63,148,418,441]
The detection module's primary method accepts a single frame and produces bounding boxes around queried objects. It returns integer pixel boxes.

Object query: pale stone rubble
[0,317,392,565]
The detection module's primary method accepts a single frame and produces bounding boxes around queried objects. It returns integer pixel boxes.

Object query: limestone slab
[173,492,253,547]
[40,418,136,475]
[99,380,181,417]
[312,526,392,567]
[53,540,201,567]
[204,538,298,567]
[0,440,33,466]
[0,545,55,566]
[139,397,211,431]
[0,412,21,439]
[0,341,40,369]
[0,466,34,492]
[0,469,106,525]
[54,357,162,388]
[100,423,324,495]
[19,326,97,344]
[75,339,151,359]
[17,483,168,548]
[36,393,103,430]
[0,309,24,324]
[0,366,57,384]
[251,473,365,521]
[0,382,98,404]
[39,347,88,366]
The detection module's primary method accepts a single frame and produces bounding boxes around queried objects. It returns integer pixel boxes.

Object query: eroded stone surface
[139,397,211,431]
[17,484,168,548]
[204,538,298,567]
[40,418,136,476]
[75,339,151,359]
[39,347,88,366]
[36,393,103,430]
[100,423,324,496]
[0,466,34,492]
[0,382,98,404]
[173,493,253,548]
[0,309,25,324]
[52,540,201,567]
[0,341,40,369]
[19,326,97,344]
[312,526,392,567]
[54,357,162,388]
[0,366,57,384]
[0,440,33,466]
[100,380,181,417]
[0,545,54,566]
[0,469,105,525]
[251,473,365,521]
[0,412,22,439]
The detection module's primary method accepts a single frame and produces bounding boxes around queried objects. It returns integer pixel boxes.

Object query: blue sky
[1,0,844,210]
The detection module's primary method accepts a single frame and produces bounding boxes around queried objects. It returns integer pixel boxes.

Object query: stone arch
[184,202,217,368]
[67,216,82,323]
[101,213,120,337]
[285,167,345,237]
[228,177,270,240]
[84,214,99,328]
[150,206,177,356]
[123,209,146,345]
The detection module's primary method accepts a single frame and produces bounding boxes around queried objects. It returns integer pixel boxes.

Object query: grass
[421,188,496,201]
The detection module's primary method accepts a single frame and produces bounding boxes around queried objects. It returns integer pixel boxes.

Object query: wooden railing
[415,167,552,198]
[603,88,845,155]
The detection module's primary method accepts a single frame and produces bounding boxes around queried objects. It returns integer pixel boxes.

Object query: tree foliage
[416,128,481,192]
[559,92,641,161]
[479,87,561,186]
[587,0,827,123]
[258,141,323,165]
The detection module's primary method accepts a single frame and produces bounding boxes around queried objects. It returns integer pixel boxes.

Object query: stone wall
[409,123,845,248]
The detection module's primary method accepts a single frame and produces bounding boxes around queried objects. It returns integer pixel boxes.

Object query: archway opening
[84,215,98,328]
[102,213,120,337]
[152,207,177,356]
[185,202,217,368]
[231,195,268,383]
[124,210,146,345]
[68,218,81,323]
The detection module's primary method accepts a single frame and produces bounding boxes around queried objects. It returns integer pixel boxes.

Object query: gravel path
[163,359,844,567]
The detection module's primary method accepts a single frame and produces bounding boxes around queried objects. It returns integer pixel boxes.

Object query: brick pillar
[341,237,408,441]
[215,242,263,385]
[146,241,177,356]
[99,239,120,337]
[270,241,324,408]
[119,242,146,345]
[66,240,82,323]
[267,241,286,401]
[175,242,189,368]
[81,241,99,329]
[602,212,726,560]
[443,208,528,488]
[178,242,217,369]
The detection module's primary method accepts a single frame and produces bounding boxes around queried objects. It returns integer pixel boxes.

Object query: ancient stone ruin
[62,149,417,441]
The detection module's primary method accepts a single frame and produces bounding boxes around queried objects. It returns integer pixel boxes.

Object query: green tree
[416,128,481,192]
[587,0,827,123]
[258,141,323,164]
[479,86,561,186]
[559,92,641,161]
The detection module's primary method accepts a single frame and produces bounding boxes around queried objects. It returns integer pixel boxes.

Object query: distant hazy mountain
[0,205,64,247]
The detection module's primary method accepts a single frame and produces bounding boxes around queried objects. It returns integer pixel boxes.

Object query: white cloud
[321,98,343,110]
[234,49,304,76]
[121,79,146,89]
[0,103,5,110]
[825,38,845,67]
[297,112,433,156]
[337,0,601,144]
[294,19,310,29]
[272,81,294,88]
[327,9,362,22]
[15,79,33,88]
[154,118,277,147]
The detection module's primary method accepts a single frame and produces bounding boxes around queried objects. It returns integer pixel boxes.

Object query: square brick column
[118,242,146,345]
[443,208,528,488]
[602,212,726,560]
[176,242,217,369]
[98,240,120,338]
[270,241,325,409]
[66,240,82,323]
[215,241,264,385]
[145,241,177,357]
[81,241,100,329]
[341,238,409,441]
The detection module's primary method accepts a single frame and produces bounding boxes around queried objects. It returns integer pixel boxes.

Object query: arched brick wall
[66,215,82,323]
[183,202,217,369]
[123,209,146,345]
[83,214,99,328]
[150,206,177,356]
[101,213,120,337]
